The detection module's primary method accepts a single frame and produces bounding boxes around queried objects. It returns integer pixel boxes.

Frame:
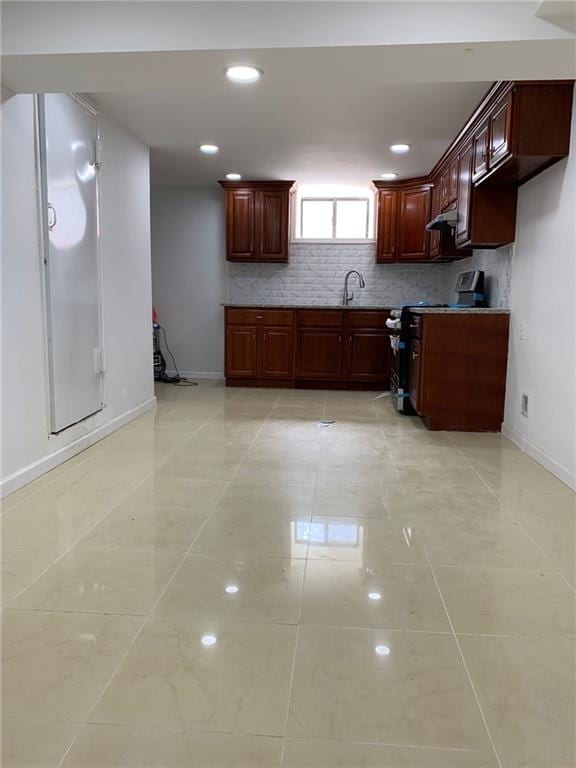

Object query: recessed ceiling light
[200,144,219,154]
[390,143,411,154]
[226,173,242,181]
[380,172,398,180]
[225,584,239,594]
[201,634,217,647]
[225,65,262,84]
[368,592,382,601]
[375,644,391,656]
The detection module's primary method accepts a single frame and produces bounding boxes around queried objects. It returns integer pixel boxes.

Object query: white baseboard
[164,370,225,380]
[501,422,576,491]
[1,397,157,499]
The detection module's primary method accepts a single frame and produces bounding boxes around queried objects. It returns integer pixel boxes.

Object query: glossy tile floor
[2,383,575,767]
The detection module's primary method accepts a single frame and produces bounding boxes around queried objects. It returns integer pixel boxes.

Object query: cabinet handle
[412,352,419,359]
[256,315,263,319]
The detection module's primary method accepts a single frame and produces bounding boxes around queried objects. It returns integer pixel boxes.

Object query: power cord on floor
[155,324,198,386]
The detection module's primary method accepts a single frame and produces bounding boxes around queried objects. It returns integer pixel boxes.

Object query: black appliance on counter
[455,270,486,307]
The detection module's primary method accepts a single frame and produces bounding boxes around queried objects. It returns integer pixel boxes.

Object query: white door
[38,94,103,432]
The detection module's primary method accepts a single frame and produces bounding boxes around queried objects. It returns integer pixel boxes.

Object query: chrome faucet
[342,270,366,306]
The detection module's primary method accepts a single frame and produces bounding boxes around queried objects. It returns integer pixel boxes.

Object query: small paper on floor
[315,420,335,428]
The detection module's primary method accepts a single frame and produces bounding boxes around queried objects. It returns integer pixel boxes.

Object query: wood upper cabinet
[397,187,431,261]
[374,182,431,263]
[472,121,490,182]
[488,94,512,169]
[220,181,294,262]
[375,189,397,262]
[226,190,255,261]
[440,158,458,210]
[257,189,290,261]
[455,142,474,247]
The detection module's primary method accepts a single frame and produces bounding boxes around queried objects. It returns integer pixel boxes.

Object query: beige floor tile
[399,467,491,495]
[420,517,550,569]
[404,489,515,523]
[90,617,297,735]
[1,542,62,607]
[232,466,318,485]
[2,609,143,722]
[288,626,489,749]
[10,549,180,615]
[1,718,79,768]
[300,560,449,631]
[312,483,399,519]
[78,505,210,552]
[460,635,576,768]
[436,566,576,639]
[282,738,499,767]
[192,507,311,559]
[306,515,426,565]
[62,724,283,767]
[216,482,317,517]
[157,453,244,481]
[120,477,227,513]
[513,511,575,571]
[155,554,305,623]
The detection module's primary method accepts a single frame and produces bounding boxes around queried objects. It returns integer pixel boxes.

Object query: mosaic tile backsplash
[229,242,513,308]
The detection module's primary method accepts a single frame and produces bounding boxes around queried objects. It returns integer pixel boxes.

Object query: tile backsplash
[229,242,513,308]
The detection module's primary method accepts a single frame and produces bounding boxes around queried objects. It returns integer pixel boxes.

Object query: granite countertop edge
[222,303,510,314]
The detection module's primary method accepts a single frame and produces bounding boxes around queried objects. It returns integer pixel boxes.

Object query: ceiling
[91,70,489,188]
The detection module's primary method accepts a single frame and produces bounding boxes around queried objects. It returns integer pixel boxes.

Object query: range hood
[426,210,458,232]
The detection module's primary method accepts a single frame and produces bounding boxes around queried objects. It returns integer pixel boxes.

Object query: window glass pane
[335,199,368,238]
[301,200,333,238]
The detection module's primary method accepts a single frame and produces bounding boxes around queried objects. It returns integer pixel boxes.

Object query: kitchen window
[294,186,375,241]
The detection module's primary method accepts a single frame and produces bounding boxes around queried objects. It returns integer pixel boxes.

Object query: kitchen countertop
[410,307,510,315]
[222,303,392,310]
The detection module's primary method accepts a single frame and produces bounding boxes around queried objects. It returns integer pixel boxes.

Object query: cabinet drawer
[227,308,294,326]
[297,309,344,328]
[347,310,389,329]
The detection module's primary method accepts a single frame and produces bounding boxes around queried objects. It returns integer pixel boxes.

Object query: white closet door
[39,94,103,432]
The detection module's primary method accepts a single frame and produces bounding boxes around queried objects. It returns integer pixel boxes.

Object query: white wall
[503,93,576,490]
[0,92,155,496]
[151,188,228,378]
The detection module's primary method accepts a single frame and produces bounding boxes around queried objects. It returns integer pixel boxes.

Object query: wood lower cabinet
[408,311,510,431]
[225,326,258,378]
[296,330,343,379]
[225,307,392,388]
[260,327,294,378]
[346,330,391,382]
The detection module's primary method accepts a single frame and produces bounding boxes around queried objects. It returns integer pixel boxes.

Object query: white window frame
[297,196,374,242]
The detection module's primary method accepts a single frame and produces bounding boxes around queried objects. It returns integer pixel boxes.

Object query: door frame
[34,92,106,436]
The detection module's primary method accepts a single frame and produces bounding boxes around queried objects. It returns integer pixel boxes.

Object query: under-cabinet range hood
[426,209,458,232]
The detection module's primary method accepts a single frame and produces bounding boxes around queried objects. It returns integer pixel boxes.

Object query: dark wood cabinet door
[489,95,512,168]
[429,183,441,258]
[472,122,490,182]
[259,327,294,378]
[409,339,422,413]
[456,143,473,247]
[396,187,431,261]
[346,331,391,382]
[448,157,459,204]
[440,169,450,210]
[225,326,258,378]
[257,190,289,262]
[226,190,255,261]
[375,190,397,262]
[296,330,343,379]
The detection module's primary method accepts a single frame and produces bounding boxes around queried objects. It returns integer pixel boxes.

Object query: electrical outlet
[519,323,526,342]
[521,393,529,418]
